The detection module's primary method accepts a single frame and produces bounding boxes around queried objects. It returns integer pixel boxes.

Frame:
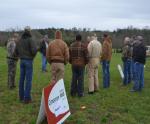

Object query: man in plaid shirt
[69,34,88,97]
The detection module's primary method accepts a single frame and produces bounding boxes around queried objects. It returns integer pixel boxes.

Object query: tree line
[0,26,150,48]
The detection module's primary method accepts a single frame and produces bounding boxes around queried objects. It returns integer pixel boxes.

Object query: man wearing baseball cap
[16,26,37,103]
[131,36,146,92]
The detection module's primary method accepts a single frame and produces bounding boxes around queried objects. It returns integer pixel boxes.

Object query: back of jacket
[101,39,112,61]
[16,37,37,59]
[133,43,146,64]
[7,39,17,59]
[88,40,102,58]
[69,41,88,66]
[88,40,102,65]
[46,39,69,64]
[122,44,132,61]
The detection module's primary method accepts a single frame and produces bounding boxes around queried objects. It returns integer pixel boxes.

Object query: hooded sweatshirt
[46,30,69,64]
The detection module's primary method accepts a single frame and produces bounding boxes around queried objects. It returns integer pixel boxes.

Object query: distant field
[0,47,150,124]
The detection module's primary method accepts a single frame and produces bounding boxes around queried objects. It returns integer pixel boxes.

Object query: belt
[21,58,33,60]
[51,60,64,64]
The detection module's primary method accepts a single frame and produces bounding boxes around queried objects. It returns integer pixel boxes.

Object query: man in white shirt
[87,34,102,94]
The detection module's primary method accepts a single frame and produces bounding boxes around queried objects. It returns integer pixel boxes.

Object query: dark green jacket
[16,33,37,59]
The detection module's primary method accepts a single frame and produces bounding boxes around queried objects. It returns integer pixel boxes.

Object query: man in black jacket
[16,26,37,103]
[131,36,146,92]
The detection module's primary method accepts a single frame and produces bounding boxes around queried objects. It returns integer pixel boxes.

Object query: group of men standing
[122,35,146,92]
[6,27,112,102]
[6,26,146,104]
[46,31,112,97]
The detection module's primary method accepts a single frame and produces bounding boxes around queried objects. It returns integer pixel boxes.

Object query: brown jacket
[101,36,112,61]
[46,31,69,64]
[69,41,88,66]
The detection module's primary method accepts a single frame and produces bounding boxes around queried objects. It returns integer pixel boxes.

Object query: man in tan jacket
[87,34,102,94]
[101,34,112,88]
[46,30,69,82]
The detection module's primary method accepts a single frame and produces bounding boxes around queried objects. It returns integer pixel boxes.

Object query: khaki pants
[51,63,64,82]
[87,58,99,92]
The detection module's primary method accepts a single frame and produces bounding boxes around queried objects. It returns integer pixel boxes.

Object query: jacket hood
[22,31,32,39]
[55,30,62,39]
[105,36,112,43]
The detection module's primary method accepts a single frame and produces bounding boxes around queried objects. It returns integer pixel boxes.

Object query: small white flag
[117,64,124,79]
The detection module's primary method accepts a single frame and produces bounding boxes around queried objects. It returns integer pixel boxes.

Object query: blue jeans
[133,62,144,91]
[123,59,131,85]
[131,60,135,81]
[19,59,33,101]
[70,66,85,96]
[102,61,110,88]
[42,54,47,71]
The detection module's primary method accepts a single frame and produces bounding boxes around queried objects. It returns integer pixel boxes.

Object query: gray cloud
[0,0,150,31]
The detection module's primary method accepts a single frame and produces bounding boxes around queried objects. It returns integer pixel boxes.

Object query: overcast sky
[0,0,150,31]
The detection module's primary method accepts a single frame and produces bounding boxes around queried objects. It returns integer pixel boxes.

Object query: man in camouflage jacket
[7,33,19,89]
[122,37,132,85]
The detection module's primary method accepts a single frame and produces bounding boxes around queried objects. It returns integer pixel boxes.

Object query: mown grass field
[0,47,150,124]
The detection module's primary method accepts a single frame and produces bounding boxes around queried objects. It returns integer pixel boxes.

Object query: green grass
[0,47,150,124]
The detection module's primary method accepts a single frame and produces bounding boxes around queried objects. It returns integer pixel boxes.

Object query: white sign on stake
[36,79,71,124]
[117,64,124,79]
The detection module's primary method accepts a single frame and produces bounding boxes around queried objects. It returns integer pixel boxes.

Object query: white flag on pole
[117,64,124,79]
